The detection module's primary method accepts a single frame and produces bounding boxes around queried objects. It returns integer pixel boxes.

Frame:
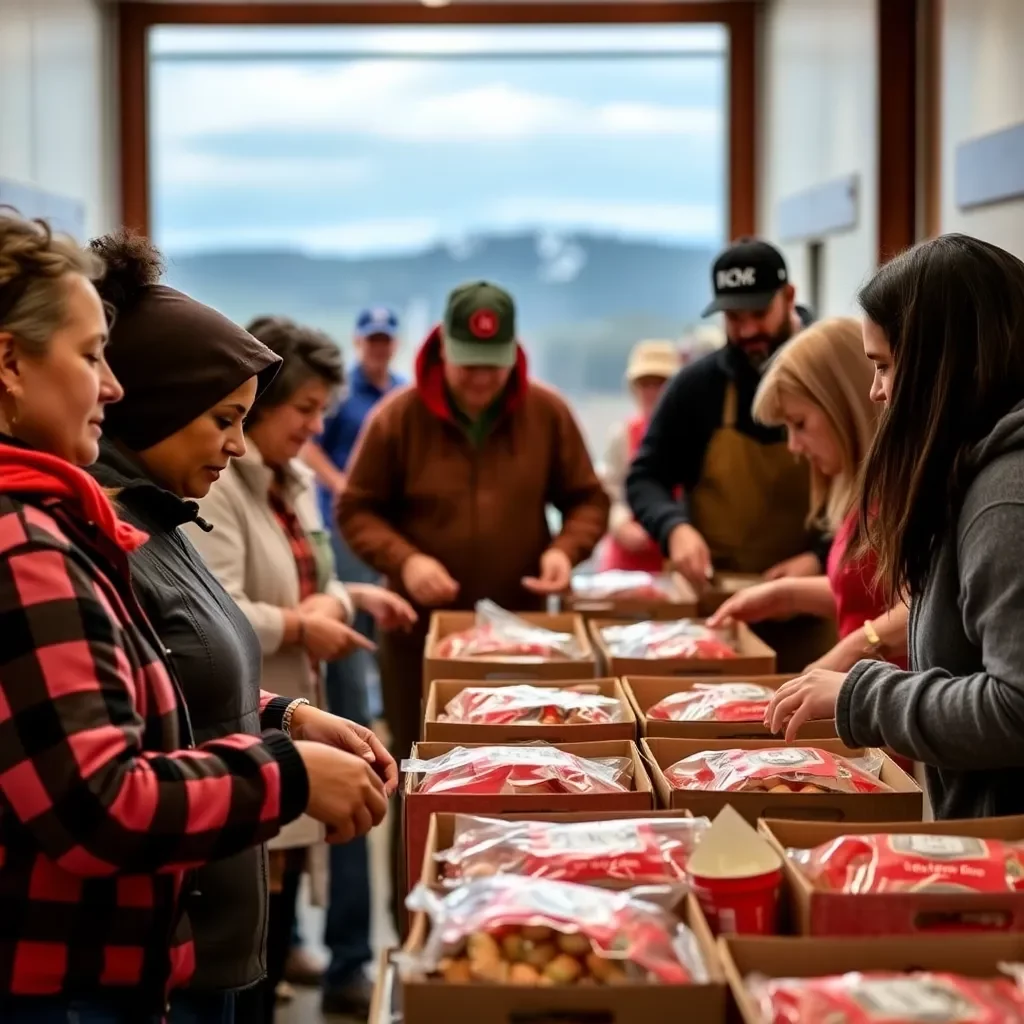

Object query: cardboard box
[423,611,597,695]
[564,572,700,621]
[760,815,1024,936]
[697,573,762,617]
[420,808,699,892]
[402,740,655,906]
[401,893,727,1024]
[589,618,776,678]
[422,677,638,744]
[623,675,837,741]
[721,932,1024,1024]
[641,737,923,824]
[369,947,399,1024]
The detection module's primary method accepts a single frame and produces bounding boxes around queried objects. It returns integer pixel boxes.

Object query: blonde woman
[708,317,908,672]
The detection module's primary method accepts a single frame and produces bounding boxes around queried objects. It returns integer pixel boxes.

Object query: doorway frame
[118,1,757,239]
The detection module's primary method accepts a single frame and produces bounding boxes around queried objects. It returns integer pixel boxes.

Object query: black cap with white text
[702,238,790,316]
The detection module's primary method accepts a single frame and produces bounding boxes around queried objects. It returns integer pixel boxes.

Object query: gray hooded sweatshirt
[838,400,1024,820]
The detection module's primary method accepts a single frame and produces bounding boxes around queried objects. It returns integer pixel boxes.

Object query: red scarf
[0,442,148,552]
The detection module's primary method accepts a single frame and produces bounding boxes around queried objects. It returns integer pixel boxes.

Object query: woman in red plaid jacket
[0,216,388,1023]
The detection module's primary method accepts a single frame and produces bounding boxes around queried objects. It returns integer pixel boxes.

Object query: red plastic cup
[690,867,783,936]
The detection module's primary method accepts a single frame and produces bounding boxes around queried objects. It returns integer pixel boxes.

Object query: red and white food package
[571,571,677,604]
[790,833,1024,894]
[438,814,710,885]
[402,744,633,796]
[748,969,1024,1024]
[402,874,707,986]
[647,683,776,723]
[439,684,624,726]
[665,747,891,795]
[435,600,581,661]
[600,620,737,660]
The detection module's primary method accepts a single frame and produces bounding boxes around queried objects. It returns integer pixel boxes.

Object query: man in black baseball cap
[703,237,803,368]
[627,237,834,671]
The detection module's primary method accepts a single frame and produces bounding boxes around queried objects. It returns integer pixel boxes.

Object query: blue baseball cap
[356,306,399,339]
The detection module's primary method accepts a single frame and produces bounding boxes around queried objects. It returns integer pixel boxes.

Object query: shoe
[321,975,374,1019]
[284,945,326,987]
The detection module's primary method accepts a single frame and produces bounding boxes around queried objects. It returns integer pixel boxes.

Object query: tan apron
[689,383,837,670]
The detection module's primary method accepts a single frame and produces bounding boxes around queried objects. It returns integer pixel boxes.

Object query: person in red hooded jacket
[0,212,387,1023]
[598,339,681,572]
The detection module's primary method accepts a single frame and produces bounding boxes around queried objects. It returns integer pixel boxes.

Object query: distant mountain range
[163,230,717,393]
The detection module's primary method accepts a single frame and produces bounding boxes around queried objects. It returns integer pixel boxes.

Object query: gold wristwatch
[862,619,885,659]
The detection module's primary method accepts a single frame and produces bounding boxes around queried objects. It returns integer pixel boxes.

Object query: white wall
[0,0,116,237]
[940,0,1024,259]
[758,0,877,316]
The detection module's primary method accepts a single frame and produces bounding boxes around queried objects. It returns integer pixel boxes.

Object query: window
[149,24,727,450]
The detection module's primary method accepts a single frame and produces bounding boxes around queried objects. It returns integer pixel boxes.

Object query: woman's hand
[706,580,795,628]
[293,741,389,843]
[764,669,846,741]
[763,552,822,580]
[348,584,418,631]
[299,613,376,660]
[613,519,651,553]
[291,705,398,795]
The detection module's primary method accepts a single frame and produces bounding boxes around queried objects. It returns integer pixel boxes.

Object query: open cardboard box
[589,618,776,678]
[623,675,837,741]
[641,737,923,824]
[420,808,700,893]
[369,947,399,1024]
[423,611,597,696]
[721,932,1024,1024]
[760,815,1024,936]
[402,740,655,907]
[564,571,700,621]
[422,677,638,744]
[697,573,763,617]
[400,890,727,1024]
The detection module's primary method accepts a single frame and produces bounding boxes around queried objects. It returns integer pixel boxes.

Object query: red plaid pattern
[0,496,306,1011]
[267,482,318,602]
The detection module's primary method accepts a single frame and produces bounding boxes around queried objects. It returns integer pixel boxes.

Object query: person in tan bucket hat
[597,339,681,572]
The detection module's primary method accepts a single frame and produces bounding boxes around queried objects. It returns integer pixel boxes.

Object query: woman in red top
[708,317,908,671]
[598,340,681,572]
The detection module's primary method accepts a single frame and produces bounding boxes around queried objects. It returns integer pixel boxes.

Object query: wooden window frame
[118,1,757,240]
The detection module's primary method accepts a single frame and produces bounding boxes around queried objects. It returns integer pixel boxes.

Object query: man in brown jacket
[338,281,609,886]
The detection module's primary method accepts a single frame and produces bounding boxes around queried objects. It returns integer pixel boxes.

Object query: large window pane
[149,24,727,449]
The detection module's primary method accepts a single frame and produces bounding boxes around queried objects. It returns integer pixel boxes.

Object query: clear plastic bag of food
[438,814,710,885]
[789,833,1024,894]
[747,968,1024,1024]
[401,744,633,796]
[435,600,582,661]
[439,684,624,726]
[570,571,677,603]
[600,620,737,660]
[664,747,891,795]
[648,683,777,723]
[401,874,707,986]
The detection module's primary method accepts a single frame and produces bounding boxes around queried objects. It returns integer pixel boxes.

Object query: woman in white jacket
[188,316,415,1023]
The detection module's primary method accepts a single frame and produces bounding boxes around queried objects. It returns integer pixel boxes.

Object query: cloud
[154,61,720,144]
[159,215,445,257]
[488,198,722,242]
[159,151,372,187]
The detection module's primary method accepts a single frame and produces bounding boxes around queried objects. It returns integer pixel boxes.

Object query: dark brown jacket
[338,329,609,611]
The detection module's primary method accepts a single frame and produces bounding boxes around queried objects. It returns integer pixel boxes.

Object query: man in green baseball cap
[338,279,610,928]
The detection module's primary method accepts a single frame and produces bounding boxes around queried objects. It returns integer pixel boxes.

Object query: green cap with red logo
[442,280,517,368]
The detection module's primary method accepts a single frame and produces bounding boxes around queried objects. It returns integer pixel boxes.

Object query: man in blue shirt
[301,306,404,1017]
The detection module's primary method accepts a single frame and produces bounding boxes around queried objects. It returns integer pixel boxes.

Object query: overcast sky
[150,25,726,257]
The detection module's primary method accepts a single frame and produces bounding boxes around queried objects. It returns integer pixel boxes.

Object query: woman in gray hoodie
[765,233,1024,821]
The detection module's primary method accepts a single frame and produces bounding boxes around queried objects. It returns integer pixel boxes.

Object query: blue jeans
[1,1000,163,1023]
[323,530,376,990]
[167,991,235,1024]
